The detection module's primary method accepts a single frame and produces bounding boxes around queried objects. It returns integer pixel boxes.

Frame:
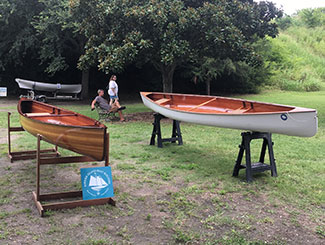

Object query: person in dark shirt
[91,89,125,121]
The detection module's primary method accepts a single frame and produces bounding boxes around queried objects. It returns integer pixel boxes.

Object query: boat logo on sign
[80,167,114,200]
[280,114,288,121]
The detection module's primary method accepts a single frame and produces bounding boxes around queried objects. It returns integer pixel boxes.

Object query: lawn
[0,90,324,244]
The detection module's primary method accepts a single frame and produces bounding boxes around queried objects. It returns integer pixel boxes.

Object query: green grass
[0,91,324,243]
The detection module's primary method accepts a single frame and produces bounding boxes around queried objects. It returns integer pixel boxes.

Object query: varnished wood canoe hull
[140,92,318,137]
[18,99,107,160]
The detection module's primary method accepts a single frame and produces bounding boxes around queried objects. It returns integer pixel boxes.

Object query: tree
[192,58,236,95]
[0,0,91,98]
[33,0,90,98]
[72,0,282,93]
[0,0,43,71]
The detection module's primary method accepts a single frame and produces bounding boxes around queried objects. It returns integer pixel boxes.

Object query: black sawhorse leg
[233,132,277,182]
[150,113,183,148]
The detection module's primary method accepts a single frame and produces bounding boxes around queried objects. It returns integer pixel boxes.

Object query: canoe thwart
[187,98,216,111]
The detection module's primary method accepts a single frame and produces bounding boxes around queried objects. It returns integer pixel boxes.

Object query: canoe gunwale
[140,92,316,116]
[18,99,106,129]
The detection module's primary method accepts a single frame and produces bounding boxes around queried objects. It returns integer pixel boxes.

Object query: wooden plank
[9,127,24,132]
[39,155,95,165]
[32,191,44,216]
[187,98,216,111]
[42,198,115,211]
[10,149,55,155]
[155,98,171,105]
[228,107,251,114]
[26,113,77,117]
[39,191,82,201]
[26,113,51,116]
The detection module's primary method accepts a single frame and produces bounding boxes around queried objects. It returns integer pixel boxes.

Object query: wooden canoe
[18,98,107,160]
[140,92,318,137]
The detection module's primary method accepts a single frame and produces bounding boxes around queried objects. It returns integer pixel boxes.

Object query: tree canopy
[72,0,282,92]
[0,0,282,96]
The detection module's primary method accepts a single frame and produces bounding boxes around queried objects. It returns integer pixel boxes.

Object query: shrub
[303,80,322,92]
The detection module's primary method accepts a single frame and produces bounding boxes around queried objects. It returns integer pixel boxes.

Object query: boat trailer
[15,78,82,102]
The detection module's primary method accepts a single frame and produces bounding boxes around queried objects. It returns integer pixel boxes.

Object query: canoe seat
[26,113,51,117]
[229,108,250,114]
[155,98,171,105]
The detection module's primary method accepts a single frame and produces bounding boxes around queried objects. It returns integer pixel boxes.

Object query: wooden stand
[33,134,115,216]
[232,132,277,182]
[150,113,183,148]
[7,112,59,162]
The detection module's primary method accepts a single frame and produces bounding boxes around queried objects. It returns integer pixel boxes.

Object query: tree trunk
[206,79,211,95]
[81,69,89,99]
[161,64,176,93]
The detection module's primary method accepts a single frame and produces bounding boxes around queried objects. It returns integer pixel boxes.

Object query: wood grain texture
[18,99,107,161]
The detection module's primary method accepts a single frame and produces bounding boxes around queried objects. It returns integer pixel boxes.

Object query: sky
[254,0,325,15]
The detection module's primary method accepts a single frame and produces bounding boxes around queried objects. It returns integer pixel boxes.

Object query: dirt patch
[0,156,323,244]
[125,112,155,122]
[0,128,22,144]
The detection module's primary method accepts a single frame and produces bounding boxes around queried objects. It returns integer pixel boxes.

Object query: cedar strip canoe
[18,98,107,160]
[140,92,318,137]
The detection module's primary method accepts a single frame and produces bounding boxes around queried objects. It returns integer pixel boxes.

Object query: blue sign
[80,166,114,200]
[0,87,7,97]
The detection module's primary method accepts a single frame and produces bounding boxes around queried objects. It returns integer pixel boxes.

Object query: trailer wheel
[36,96,47,103]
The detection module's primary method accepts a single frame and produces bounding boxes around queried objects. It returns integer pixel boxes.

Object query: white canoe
[140,92,318,137]
[15,78,82,94]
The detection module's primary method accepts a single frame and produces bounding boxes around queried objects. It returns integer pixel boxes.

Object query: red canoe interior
[19,100,104,127]
[145,93,296,114]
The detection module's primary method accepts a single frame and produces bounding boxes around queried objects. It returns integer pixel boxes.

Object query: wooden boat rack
[233,131,278,182]
[33,134,115,217]
[150,113,183,148]
[7,112,59,162]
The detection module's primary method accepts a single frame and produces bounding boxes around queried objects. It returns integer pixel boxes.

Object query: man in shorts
[91,89,125,122]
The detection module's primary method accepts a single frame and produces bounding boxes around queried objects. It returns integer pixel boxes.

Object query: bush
[277,79,321,92]
[278,80,304,91]
[303,80,322,92]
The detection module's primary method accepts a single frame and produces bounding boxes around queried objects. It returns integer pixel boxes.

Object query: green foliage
[266,12,325,92]
[0,0,43,70]
[32,0,86,75]
[277,15,292,30]
[72,0,282,92]
[297,8,325,28]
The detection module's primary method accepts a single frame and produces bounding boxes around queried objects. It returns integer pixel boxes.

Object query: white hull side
[141,94,318,137]
[15,78,82,94]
